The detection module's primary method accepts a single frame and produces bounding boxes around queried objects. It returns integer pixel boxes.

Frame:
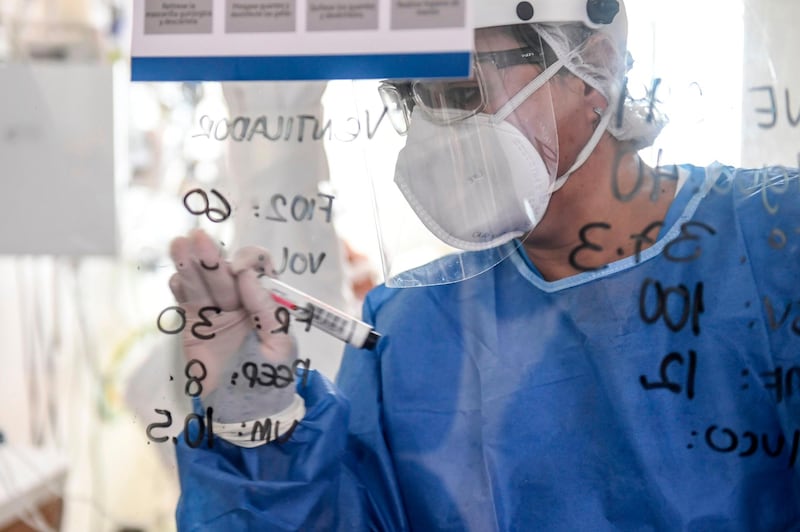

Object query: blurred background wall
[0,0,796,530]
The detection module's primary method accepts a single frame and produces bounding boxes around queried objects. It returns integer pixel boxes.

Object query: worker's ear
[583,81,609,121]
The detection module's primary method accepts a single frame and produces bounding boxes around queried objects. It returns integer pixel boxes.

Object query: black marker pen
[260,276,381,351]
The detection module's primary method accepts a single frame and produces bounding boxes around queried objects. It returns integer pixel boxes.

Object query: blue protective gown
[175,164,800,531]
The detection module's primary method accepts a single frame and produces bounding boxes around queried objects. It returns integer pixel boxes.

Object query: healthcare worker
[168,0,800,529]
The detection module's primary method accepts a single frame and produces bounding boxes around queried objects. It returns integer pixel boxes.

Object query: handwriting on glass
[749,85,800,129]
[539,162,792,469]
[192,108,389,143]
[145,357,309,448]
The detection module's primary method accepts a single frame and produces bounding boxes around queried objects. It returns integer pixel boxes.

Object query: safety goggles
[379,46,548,134]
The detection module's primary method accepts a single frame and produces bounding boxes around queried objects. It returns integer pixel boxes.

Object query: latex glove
[168,229,302,427]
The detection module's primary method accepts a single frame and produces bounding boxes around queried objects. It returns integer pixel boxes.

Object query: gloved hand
[168,229,304,442]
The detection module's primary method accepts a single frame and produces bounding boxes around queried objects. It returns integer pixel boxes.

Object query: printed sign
[391,0,465,30]
[226,1,296,33]
[307,0,379,31]
[132,0,472,81]
[144,0,214,34]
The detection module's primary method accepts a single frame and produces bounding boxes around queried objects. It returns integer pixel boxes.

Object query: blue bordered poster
[131,0,473,81]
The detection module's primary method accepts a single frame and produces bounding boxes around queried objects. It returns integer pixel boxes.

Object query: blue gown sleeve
[334,291,409,530]
[173,289,408,531]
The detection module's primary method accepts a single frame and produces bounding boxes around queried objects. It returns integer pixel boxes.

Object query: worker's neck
[522,137,677,282]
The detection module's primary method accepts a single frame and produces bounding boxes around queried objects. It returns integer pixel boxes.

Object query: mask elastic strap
[490,55,569,125]
[550,109,613,193]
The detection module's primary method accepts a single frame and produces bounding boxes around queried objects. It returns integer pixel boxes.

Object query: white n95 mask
[394,113,554,252]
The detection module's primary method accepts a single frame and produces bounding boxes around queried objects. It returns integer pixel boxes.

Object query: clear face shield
[365,28,563,287]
